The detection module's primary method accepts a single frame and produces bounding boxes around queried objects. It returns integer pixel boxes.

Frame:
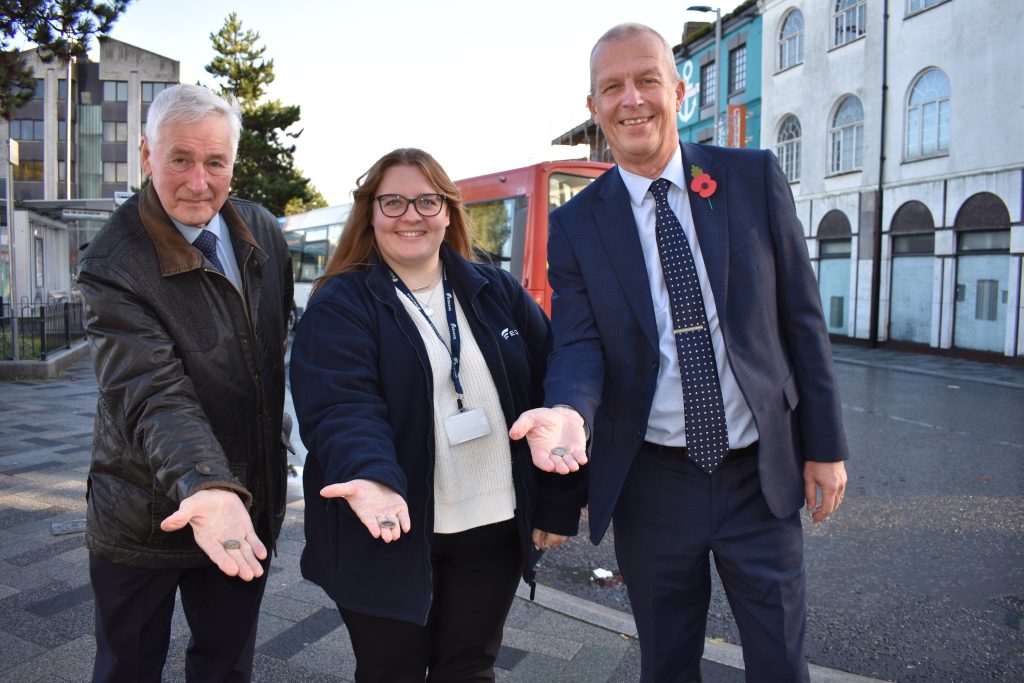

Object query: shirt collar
[617,146,685,208]
[172,211,225,244]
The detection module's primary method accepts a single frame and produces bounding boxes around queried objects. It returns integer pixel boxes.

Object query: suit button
[651,361,658,370]
[196,463,213,474]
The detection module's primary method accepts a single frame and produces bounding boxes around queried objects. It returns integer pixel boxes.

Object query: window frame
[905,68,950,160]
[728,46,747,95]
[833,0,867,48]
[776,115,802,183]
[778,9,805,71]
[699,60,717,108]
[829,96,865,175]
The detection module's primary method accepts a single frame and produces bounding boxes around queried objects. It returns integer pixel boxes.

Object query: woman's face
[372,164,449,279]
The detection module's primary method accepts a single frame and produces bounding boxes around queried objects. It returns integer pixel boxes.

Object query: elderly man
[77,84,293,682]
[511,24,848,682]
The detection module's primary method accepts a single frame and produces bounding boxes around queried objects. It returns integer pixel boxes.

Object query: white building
[760,0,1023,358]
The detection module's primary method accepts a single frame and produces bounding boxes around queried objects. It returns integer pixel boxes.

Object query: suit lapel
[682,142,729,315]
[593,172,660,352]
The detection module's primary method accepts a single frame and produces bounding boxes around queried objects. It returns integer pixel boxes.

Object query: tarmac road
[530,344,1024,681]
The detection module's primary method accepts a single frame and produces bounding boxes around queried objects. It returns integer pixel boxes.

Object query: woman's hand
[321,479,411,543]
[532,528,569,552]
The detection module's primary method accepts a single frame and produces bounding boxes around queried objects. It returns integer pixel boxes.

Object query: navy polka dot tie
[192,230,225,275]
[650,178,729,473]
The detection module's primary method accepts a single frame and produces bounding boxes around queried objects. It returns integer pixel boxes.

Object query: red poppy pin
[689,164,717,209]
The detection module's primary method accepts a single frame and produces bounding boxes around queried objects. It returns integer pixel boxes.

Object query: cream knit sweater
[397,282,516,534]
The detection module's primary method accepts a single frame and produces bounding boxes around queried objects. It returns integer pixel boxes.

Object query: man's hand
[804,460,848,523]
[320,479,411,543]
[160,488,267,581]
[531,528,569,552]
[509,406,588,475]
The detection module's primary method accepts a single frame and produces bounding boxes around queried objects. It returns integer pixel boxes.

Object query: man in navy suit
[511,23,848,682]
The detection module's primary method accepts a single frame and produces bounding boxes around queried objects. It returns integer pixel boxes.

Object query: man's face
[141,116,234,227]
[587,31,684,178]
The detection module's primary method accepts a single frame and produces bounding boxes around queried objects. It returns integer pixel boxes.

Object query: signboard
[7,139,18,166]
[113,191,133,206]
[62,208,110,221]
[727,105,747,148]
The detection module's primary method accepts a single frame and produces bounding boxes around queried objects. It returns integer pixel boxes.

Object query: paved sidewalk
[0,346,975,682]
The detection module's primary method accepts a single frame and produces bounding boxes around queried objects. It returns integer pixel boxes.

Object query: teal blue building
[677,0,762,149]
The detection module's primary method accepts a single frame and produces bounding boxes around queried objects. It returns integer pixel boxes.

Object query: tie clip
[674,324,705,334]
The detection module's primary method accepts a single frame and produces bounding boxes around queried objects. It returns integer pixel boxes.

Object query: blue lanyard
[390,266,466,409]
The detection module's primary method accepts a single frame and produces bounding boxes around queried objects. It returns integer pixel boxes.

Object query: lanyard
[390,266,466,409]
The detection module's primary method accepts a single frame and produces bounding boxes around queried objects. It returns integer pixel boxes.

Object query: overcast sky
[103,0,742,206]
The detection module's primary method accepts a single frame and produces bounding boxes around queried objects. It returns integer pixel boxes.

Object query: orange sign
[727,104,746,148]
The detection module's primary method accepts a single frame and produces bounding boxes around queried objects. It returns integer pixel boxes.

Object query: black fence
[0,296,86,361]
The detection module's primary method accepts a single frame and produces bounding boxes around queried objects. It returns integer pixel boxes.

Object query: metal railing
[0,295,86,361]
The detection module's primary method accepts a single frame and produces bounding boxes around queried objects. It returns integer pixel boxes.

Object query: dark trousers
[90,552,270,683]
[339,518,522,683]
[613,444,809,683]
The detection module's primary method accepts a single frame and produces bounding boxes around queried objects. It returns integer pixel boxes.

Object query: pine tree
[205,13,326,217]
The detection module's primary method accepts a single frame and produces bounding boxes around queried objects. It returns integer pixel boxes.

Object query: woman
[290,148,584,682]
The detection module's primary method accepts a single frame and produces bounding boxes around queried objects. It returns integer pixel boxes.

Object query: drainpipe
[869,0,889,348]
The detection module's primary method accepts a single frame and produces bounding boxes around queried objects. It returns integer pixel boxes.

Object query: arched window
[906,69,950,158]
[833,0,867,47]
[830,96,864,174]
[779,9,804,71]
[777,115,801,182]
[890,200,935,254]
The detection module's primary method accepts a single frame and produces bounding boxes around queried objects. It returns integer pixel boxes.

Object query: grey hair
[589,23,679,95]
[144,84,242,156]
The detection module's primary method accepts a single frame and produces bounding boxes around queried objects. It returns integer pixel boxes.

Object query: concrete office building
[1,38,179,305]
[760,0,1023,358]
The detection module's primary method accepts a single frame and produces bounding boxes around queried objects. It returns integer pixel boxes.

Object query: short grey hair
[144,84,241,156]
[589,23,679,95]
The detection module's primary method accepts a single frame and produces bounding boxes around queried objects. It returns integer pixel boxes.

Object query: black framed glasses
[375,193,447,218]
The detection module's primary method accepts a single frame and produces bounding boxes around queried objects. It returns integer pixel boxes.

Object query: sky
[100,0,743,207]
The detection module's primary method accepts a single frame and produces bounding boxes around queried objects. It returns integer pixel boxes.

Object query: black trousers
[90,552,269,683]
[339,518,522,683]
[613,444,809,683]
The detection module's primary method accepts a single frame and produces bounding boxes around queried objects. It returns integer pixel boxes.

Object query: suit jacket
[544,142,849,544]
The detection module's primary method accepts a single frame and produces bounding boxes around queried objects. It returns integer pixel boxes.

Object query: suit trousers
[338,518,521,683]
[89,551,269,683]
[613,443,809,683]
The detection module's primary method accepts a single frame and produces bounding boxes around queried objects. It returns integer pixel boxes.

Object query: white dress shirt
[172,212,244,292]
[618,147,758,449]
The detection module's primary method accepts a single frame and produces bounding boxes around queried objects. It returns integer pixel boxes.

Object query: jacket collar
[139,183,264,278]
[364,243,489,304]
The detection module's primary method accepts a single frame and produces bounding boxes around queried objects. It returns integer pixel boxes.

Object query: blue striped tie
[650,178,729,473]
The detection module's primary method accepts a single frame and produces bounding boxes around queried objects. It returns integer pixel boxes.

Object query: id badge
[444,407,491,445]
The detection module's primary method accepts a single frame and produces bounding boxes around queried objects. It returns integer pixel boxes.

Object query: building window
[779,9,805,70]
[728,47,746,95]
[103,80,129,102]
[700,61,716,108]
[34,79,45,99]
[908,0,945,14]
[103,121,129,142]
[777,115,801,182]
[834,0,867,47]
[906,68,950,159]
[142,81,174,103]
[58,79,68,101]
[830,96,864,174]
[13,160,44,181]
[103,162,128,184]
[10,119,44,140]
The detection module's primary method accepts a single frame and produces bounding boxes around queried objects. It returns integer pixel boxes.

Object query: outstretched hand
[509,406,588,475]
[160,488,267,581]
[321,478,411,543]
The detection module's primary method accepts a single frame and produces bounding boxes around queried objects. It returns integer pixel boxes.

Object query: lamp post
[687,5,722,145]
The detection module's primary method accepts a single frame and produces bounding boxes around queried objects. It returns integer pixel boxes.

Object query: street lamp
[687,5,722,146]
